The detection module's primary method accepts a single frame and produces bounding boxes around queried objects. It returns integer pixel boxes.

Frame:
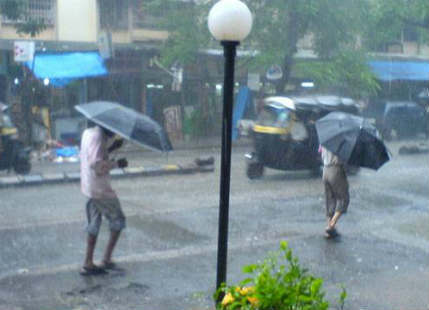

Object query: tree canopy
[142,0,212,66]
[363,0,429,51]
[244,0,376,96]
[142,0,428,98]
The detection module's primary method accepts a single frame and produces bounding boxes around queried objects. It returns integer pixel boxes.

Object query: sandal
[324,227,339,238]
[79,265,107,276]
[99,261,117,270]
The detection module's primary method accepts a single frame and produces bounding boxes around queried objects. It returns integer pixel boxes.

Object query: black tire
[246,161,264,179]
[14,159,31,175]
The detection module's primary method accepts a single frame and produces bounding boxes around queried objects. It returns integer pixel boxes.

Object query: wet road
[0,141,428,310]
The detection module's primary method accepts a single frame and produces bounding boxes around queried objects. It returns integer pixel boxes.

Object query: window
[403,25,419,42]
[132,0,164,30]
[99,0,129,30]
[1,0,55,26]
[132,0,192,30]
[258,106,292,128]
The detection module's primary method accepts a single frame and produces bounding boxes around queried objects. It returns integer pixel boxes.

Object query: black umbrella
[315,112,390,170]
[75,101,172,152]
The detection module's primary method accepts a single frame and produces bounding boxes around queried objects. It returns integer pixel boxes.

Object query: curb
[398,144,429,155]
[0,163,214,189]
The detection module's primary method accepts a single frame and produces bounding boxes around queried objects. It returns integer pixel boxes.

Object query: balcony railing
[1,0,55,26]
[132,1,165,30]
[99,3,124,30]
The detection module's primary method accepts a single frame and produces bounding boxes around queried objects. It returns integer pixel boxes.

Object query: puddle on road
[398,215,429,241]
[274,230,302,239]
[65,281,149,296]
[62,279,150,310]
[66,284,103,295]
[127,215,206,244]
[352,189,411,210]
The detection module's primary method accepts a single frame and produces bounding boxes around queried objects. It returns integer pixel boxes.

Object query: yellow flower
[247,296,259,306]
[240,286,255,295]
[221,292,234,306]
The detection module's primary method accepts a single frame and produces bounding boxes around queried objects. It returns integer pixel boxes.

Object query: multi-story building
[0,0,169,93]
[0,1,427,144]
[0,0,173,143]
[0,0,169,51]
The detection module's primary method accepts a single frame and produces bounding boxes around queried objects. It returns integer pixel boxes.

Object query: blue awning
[26,52,108,86]
[369,60,429,81]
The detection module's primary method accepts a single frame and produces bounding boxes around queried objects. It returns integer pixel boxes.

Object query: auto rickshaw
[0,103,31,174]
[245,95,360,179]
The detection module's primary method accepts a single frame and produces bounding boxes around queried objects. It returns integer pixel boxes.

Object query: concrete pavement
[0,138,428,310]
[0,136,235,188]
[1,136,426,188]
[0,163,215,188]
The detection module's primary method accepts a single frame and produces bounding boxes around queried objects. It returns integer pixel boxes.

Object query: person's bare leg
[326,217,333,229]
[103,230,121,264]
[328,211,342,230]
[84,234,97,268]
[325,194,337,230]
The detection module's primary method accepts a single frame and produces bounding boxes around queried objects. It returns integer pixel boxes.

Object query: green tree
[142,0,211,67]
[0,0,46,37]
[247,0,375,94]
[143,0,380,98]
[143,0,220,137]
[363,0,429,51]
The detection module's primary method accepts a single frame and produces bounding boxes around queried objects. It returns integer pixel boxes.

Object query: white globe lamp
[208,0,252,42]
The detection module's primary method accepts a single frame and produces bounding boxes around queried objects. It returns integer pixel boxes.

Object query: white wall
[57,0,98,42]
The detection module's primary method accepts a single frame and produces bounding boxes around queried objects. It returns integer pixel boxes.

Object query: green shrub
[215,241,346,310]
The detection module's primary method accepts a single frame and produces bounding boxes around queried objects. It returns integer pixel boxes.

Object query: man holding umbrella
[74,101,172,274]
[79,122,128,275]
[316,111,390,239]
[320,145,349,238]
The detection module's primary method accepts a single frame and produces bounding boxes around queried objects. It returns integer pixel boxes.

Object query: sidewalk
[0,137,251,189]
[1,137,426,189]
[0,164,215,188]
[121,135,251,152]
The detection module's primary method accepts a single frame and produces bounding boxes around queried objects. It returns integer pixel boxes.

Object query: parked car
[380,101,427,140]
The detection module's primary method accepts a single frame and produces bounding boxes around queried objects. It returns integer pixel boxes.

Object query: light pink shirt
[320,146,342,166]
[80,126,117,199]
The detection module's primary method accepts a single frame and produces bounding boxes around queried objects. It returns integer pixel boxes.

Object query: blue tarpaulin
[55,146,79,158]
[369,60,429,81]
[26,52,108,86]
[232,86,252,141]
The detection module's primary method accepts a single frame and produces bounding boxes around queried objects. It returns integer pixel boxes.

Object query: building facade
[0,0,172,145]
[0,1,427,145]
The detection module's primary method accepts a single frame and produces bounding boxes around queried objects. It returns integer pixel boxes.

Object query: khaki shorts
[323,165,349,218]
[86,197,126,236]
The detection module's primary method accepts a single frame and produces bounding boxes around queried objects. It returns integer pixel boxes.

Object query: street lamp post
[208,0,252,298]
